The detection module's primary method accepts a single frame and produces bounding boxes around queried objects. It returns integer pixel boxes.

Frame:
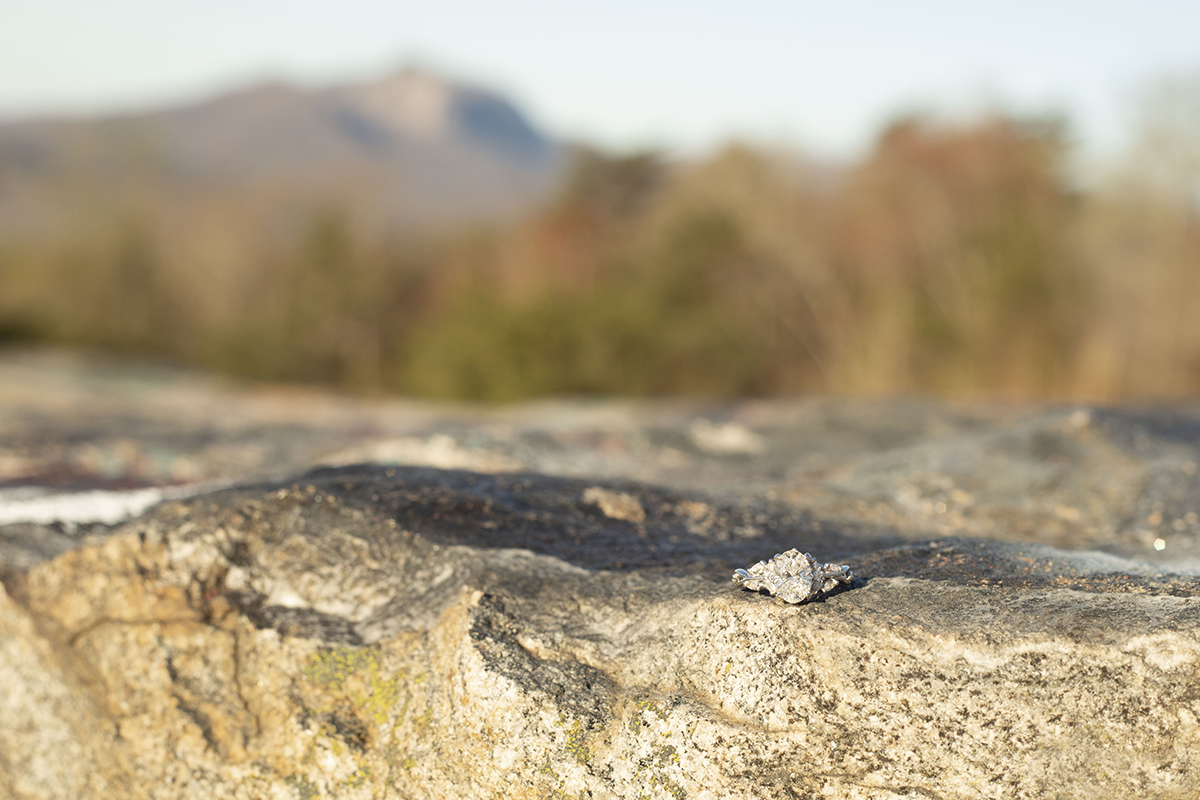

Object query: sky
[1,0,1198,157]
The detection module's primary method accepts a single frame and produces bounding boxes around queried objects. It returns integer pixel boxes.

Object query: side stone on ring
[732,549,852,604]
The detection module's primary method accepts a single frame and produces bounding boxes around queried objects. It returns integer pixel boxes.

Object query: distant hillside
[0,68,565,236]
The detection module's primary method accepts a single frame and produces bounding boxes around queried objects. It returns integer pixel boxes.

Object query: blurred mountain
[0,67,565,235]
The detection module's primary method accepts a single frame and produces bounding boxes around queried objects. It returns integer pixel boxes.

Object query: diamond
[747,550,814,603]
[777,575,811,604]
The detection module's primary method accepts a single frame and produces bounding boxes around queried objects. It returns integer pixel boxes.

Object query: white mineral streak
[0,484,208,526]
[320,434,524,473]
[688,419,766,454]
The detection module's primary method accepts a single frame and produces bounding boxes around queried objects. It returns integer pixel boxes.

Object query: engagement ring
[732,550,852,604]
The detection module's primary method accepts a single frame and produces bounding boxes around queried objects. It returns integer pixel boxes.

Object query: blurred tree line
[2,91,1199,401]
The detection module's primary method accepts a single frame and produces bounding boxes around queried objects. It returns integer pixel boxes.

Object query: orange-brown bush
[1,110,1198,401]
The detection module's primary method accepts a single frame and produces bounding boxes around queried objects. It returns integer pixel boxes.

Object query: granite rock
[3,465,1199,799]
[6,350,1200,575]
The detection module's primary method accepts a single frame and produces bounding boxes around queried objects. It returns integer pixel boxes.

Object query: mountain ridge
[0,67,566,232]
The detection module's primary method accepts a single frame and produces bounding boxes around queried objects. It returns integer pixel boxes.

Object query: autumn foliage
[2,111,1198,401]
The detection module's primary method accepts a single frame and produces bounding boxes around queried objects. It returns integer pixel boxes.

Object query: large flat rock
[3,465,1199,799]
[6,350,1200,575]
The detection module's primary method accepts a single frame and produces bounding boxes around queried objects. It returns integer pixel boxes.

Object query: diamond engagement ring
[732,549,853,604]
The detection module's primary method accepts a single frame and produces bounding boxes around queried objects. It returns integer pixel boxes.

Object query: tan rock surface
[3,466,1199,799]
[5,352,1200,798]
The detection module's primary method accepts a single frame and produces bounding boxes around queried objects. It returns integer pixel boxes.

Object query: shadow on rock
[304,464,899,579]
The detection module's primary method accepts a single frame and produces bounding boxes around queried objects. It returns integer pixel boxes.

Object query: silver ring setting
[732,549,853,604]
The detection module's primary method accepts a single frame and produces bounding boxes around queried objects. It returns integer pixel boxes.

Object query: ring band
[732,549,852,604]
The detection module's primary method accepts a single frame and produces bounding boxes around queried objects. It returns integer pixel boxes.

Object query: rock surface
[3,351,1200,798]
[2,464,1199,799]
[6,350,1200,573]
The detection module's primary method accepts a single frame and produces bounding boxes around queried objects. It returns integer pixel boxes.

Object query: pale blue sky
[1,0,1197,156]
